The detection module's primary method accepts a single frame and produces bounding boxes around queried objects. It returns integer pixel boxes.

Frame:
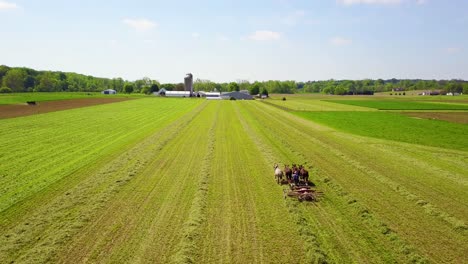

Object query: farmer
[293,169,300,185]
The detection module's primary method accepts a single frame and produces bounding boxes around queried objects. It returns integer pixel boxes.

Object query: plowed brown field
[0,98,132,119]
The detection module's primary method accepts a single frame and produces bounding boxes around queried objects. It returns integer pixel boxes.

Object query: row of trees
[300,79,468,95]
[1,65,467,95]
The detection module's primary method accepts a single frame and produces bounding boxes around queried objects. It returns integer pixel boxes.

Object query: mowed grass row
[0,99,207,263]
[1,101,310,263]
[196,102,306,263]
[54,101,220,263]
[0,98,202,213]
[1,98,466,263]
[239,102,467,263]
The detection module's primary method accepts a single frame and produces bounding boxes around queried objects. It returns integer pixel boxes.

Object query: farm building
[101,89,117,94]
[221,91,253,100]
[420,90,441,96]
[392,88,405,92]
[155,89,191,97]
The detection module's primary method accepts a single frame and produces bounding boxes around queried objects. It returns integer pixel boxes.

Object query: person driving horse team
[292,168,300,185]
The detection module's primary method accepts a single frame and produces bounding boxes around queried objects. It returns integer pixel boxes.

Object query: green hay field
[293,111,468,151]
[0,96,466,263]
[326,100,468,110]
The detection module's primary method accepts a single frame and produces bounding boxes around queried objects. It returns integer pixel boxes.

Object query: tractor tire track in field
[0,102,208,263]
[239,102,429,263]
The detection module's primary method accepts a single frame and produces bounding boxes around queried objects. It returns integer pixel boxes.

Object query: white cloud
[337,0,402,5]
[123,18,157,32]
[0,1,18,10]
[330,37,352,46]
[446,47,461,54]
[248,30,281,41]
[416,0,427,4]
[191,32,200,38]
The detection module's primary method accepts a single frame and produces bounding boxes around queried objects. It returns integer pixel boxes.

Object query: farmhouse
[221,91,253,100]
[102,89,117,94]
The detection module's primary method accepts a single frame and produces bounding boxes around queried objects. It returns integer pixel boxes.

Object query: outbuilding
[155,89,192,97]
[102,89,117,94]
[221,91,253,100]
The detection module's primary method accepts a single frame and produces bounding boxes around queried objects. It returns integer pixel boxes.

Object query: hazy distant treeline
[1,65,467,95]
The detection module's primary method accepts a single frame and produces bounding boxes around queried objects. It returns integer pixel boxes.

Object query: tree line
[1,65,467,95]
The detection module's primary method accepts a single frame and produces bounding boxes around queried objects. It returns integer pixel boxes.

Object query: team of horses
[274,163,309,185]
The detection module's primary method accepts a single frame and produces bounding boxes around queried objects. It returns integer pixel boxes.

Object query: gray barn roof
[221,91,253,100]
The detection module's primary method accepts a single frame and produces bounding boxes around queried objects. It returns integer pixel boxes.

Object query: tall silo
[184,73,193,97]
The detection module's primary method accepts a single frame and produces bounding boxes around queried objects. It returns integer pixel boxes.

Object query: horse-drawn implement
[274,163,322,202]
[283,184,323,202]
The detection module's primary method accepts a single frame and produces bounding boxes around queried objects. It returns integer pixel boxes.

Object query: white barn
[155,89,192,97]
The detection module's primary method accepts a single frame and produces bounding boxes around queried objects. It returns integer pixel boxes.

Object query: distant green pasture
[0,92,146,105]
[294,111,468,151]
[326,100,468,110]
[266,98,375,111]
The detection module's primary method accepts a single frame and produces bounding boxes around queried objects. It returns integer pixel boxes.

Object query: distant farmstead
[102,89,117,94]
[420,90,441,96]
[155,89,191,97]
[221,91,253,100]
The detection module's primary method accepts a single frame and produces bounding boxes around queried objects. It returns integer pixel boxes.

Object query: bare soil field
[404,112,468,124]
[0,98,132,119]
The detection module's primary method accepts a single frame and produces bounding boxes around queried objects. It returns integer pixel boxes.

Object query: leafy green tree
[160,83,175,91]
[34,72,59,92]
[24,75,36,90]
[3,68,27,92]
[238,80,250,92]
[0,87,12,93]
[174,83,185,91]
[334,85,347,95]
[261,87,269,96]
[463,83,468,94]
[150,83,159,93]
[124,83,134,94]
[249,82,261,95]
[228,82,239,92]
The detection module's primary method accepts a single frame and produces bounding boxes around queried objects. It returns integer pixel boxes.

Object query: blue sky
[0,0,467,83]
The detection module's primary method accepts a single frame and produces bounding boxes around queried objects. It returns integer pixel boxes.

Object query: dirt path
[0,98,132,119]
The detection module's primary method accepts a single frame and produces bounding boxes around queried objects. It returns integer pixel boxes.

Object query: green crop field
[0,97,467,263]
[293,111,468,151]
[326,100,468,110]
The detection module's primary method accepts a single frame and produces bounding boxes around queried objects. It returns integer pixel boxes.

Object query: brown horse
[299,165,309,185]
[274,164,283,184]
[284,165,292,182]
